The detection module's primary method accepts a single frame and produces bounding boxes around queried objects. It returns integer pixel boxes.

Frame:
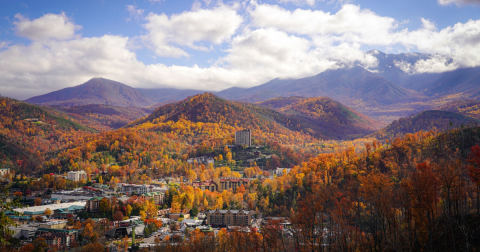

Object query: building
[86,197,107,212]
[67,171,87,182]
[121,184,150,195]
[13,202,86,217]
[140,192,165,205]
[192,177,250,193]
[41,232,73,250]
[187,156,215,165]
[0,168,10,177]
[274,167,291,177]
[235,129,251,147]
[51,190,105,201]
[207,210,255,227]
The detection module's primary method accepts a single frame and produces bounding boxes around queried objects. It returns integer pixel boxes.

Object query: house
[206,210,255,227]
[274,168,291,177]
[0,168,10,177]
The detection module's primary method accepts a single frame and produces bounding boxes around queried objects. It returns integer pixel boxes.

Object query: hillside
[371,110,479,139]
[127,93,317,138]
[25,78,155,107]
[128,93,380,140]
[257,96,384,139]
[0,97,95,172]
[421,67,480,98]
[53,104,153,131]
[435,99,480,119]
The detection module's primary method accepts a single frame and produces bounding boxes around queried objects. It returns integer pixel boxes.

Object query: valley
[2,51,480,252]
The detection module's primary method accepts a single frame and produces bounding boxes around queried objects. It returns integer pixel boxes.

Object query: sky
[0,0,480,99]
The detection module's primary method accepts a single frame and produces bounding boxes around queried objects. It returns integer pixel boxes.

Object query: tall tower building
[235,129,251,147]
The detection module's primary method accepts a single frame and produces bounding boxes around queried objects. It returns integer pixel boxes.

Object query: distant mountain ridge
[24,51,480,125]
[370,110,479,139]
[25,78,155,107]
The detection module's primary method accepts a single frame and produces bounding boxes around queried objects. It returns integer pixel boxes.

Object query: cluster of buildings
[192,177,252,193]
[187,156,214,165]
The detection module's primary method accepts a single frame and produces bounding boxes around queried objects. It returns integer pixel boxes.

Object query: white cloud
[143,5,243,57]
[3,3,480,99]
[149,0,165,3]
[275,0,353,6]
[438,0,480,5]
[126,5,145,21]
[249,3,398,45]
[0,41,10,49]
[396,19,480,73]
[14,13,81,41]
[277,0,317,6]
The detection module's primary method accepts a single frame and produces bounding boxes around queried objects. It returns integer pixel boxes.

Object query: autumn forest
[2,89,480,251]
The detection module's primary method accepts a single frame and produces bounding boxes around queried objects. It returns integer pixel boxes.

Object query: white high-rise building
[67,171,87,181]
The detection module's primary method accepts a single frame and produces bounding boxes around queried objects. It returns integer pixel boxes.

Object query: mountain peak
[25,78,155,108]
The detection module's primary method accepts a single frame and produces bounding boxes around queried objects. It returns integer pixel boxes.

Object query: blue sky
[0,0,480,99]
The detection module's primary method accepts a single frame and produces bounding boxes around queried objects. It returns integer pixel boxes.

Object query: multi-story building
[207,209,255,227]
[120,184,151,195]
[86,197,106,212]
[140,192,165,205]
[192,177,250,193]
[67,171,87,182]
[235,129,251,147]
[41,232,74,250]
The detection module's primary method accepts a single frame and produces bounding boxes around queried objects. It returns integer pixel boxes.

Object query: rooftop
[14,202,85,214]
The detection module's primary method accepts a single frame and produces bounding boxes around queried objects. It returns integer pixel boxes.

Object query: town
[0,130,293,251]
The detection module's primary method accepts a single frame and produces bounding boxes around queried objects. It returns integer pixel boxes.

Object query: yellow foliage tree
[139,210,147,221]
[44,208,52,216]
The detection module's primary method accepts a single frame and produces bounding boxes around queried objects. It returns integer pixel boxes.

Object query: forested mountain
[371,110,479,139]
[25,78,155,107]
[421,67,480,97]
[435,99,480,119]
[128,93,380,140]
[53,104,153,131]
[0,97,95,172]
[258,96,384,139]
[219,66,420,105]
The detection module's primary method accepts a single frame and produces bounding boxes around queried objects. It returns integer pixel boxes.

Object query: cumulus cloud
[249,3,398,45]
[438,0,480,5]
[396,19,480,73]
[14,12,81,41]
[3,3,480,99]
[143,5,243,57]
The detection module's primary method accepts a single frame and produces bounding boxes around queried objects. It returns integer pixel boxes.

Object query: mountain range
[23,50,480,128]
